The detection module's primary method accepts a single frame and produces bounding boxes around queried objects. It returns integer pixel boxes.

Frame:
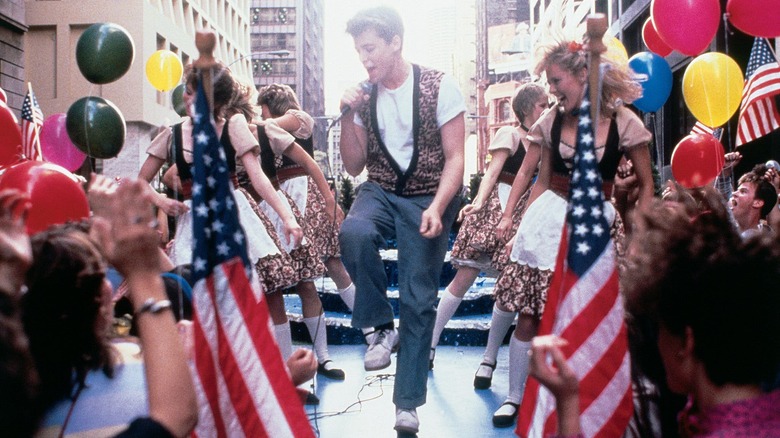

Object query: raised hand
[0,190,32,294]
[91,180,162,277]
[87,173,119,218]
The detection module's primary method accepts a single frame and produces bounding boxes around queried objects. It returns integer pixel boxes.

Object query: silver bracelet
[136,298,172,315]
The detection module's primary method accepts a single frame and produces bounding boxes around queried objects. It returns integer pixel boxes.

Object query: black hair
[625,188,780,387]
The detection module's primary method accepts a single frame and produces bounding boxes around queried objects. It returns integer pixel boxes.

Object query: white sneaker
[394,408,419,434]
[364,328,398,371]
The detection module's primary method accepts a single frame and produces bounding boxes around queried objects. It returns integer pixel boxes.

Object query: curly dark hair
[624,187,780,387]
[22,223,117,412]
[224,80,255,121]
[0,289,40,436]
[738,164,778,218]
[185,63,238,119]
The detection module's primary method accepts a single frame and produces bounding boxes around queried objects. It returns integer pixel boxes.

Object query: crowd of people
[1,4,779,438]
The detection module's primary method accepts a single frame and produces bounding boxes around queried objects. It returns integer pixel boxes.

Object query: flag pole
[27,82,43,160]
[763,37,780,65]
[193,30,217,116]
[586,14,608,136]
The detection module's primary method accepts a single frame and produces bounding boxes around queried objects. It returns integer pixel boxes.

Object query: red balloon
[642,18,672,57]
[0,87,7,103]
[671,134,725,188]
[0,161,89,235]
[652,0,720,56]
[727,0,780,38]
[0,101,22,168]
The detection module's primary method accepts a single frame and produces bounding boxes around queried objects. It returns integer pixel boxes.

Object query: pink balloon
[727,0,780,38]
[40,113,87,171]
[652,0,720,56]
[642,18,672,57]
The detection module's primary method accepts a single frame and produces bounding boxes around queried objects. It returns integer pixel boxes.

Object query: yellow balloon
[145,50,183,92]
[682,53,744,127]
[604,36,629,66]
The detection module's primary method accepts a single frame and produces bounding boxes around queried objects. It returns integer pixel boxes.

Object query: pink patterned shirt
[679,389,780,437]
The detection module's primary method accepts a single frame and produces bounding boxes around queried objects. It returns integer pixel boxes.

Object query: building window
[252,33,295,52]
[278,7,289,24]
[253,59,295,77]
[255,7,296,25]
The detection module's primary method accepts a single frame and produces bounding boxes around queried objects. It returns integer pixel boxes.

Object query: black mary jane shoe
[473,361,497,389]
[492,401,519,428]
[317,360,346,380]
[304,391,320,405]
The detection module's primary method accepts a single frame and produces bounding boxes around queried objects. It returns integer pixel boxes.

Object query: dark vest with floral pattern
[357,64,445,196]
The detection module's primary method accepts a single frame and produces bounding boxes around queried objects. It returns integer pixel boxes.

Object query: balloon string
[83,82,96,174]
[650,112,662,169]
[721,13,734,154]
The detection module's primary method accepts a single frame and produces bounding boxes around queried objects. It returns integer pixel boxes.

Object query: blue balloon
[628,52,673,113]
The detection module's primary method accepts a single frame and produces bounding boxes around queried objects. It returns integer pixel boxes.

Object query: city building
[24,0,253,178]
[473,0,531,173]
[1,0,27,114]
[249,0,325,152]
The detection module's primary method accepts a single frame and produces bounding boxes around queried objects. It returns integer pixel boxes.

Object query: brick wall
[0,0,26,113]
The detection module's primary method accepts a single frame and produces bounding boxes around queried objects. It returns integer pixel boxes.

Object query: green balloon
[76,23,135,84]
[171,84,187,117]
[66,97,126,159]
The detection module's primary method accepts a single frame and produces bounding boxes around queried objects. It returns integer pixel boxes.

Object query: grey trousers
[339,181,459,409]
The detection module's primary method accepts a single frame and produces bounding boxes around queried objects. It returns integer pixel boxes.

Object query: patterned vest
[357,64,445,196]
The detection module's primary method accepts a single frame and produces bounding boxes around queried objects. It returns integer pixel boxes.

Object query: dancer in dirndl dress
[255,84,362,324]
[429,83,549,371]
[138,65,303,299]
[489,36,654,428]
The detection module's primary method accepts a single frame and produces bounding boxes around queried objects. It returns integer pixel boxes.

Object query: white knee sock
[303,314,330,363]
[431,288,463,349]
[337,283,356,310]
[273,322,293,361]
[483,304,516,364]
[506,335,532,405]
[340,283,375,338]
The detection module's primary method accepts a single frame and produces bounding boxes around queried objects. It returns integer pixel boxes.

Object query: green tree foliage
[467,173,482,205]
[339,177,355,214]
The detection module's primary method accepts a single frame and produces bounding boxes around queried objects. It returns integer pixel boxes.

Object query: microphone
[766,160,780,171]
[328,81,373,130]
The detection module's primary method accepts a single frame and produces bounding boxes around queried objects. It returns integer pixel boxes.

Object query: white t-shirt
[355,66,466,172]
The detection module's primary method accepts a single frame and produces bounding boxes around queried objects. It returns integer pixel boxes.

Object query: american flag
[189,76,313,438]
[517,91,633,437]
[690,122,723,141]
[736,38,780,146]
[21,85,44,161]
